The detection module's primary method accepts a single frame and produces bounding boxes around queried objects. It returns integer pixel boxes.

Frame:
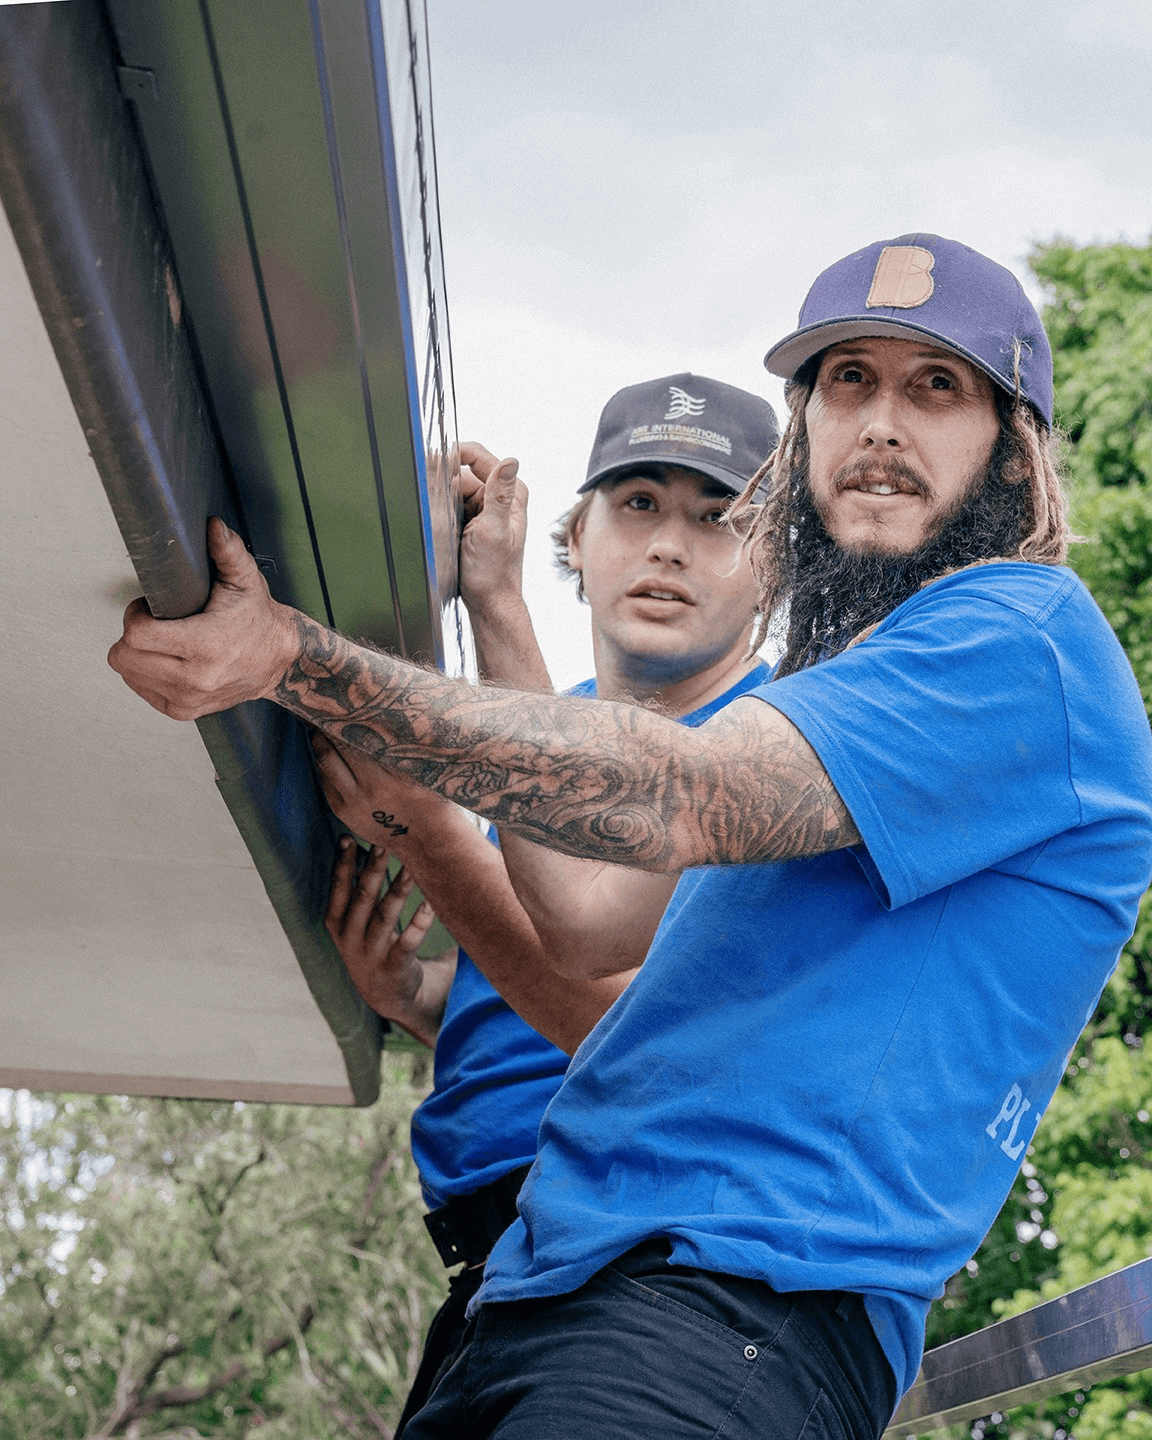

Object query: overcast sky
[425,0,1152,688]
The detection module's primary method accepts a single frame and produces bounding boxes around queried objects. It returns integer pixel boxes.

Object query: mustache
[830,455,932,499]
[775,452,1027,678]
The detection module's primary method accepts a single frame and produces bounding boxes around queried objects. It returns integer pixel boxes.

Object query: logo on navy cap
[664,386,707,419]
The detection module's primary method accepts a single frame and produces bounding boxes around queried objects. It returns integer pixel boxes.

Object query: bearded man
[110,235,1152,1440]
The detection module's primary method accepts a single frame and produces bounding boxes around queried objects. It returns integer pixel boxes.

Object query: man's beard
[776,441,1029,677]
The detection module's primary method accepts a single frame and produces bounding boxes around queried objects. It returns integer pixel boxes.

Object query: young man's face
[569,466,759,688]
[804,337,1001,555]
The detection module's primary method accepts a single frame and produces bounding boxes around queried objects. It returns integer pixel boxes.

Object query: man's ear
[562,491,594,601]
[567,514,585,575]
[568,518,589,603]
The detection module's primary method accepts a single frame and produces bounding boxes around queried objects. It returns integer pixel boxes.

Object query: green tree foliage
[922,237,1152,1440]
[1069,484,1152,722]
[1032,240,1152,492]
[0,1053,444,1439]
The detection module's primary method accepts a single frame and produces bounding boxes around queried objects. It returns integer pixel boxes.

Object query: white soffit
[0,204,353,1105]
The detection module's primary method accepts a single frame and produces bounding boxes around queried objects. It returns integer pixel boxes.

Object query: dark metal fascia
[194,0,337,632]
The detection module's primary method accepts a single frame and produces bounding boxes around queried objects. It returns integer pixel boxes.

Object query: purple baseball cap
[578,372,779,495]
[763,234,1054,427]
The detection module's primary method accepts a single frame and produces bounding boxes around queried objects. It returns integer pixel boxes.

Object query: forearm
[388,810,633,1053]
[469,593,554,694]
[496,828,675,979]
[273,612,857,870]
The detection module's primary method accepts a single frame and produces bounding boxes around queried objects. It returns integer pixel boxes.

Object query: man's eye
[928,373,954,390]
[704,508,728,525]
[625,494,655,510]
[836,366,865,383]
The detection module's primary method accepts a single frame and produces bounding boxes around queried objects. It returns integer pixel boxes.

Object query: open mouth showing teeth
[834,458,928,499]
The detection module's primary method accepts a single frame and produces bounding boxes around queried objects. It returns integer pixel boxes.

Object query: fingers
[108,518,288,718]
[350,848,431,956]
[394,898,435,954]
[459,440,503,481]
[111,597,184,658]
[344,847,422,945]
[459,457,523,545]
[485,458,522,513]
[325,833,359,937]
[370,857,418,937]
[205,516,263,595]
[461,479,483,523]
[460,444,520,523]
[340,843,397,936]
[105,639,186,709]
[326,838,436,1019]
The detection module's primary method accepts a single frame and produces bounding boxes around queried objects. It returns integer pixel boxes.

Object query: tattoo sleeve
[276,614,860,870]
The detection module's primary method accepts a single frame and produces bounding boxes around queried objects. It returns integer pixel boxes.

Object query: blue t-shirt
[475,565,1152,1399]
[410,662,774,1208]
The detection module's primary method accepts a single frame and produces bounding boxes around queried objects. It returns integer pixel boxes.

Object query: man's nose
[646,515,691,566]
[858,386,907,450]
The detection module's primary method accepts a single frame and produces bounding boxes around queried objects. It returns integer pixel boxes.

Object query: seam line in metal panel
[411,0,466,677]
[403,1,449,562]
[196,0,336,630]
[416,0,460,433]
[404,0,463,674]
[307,0,408,658]
[362,0,440,613]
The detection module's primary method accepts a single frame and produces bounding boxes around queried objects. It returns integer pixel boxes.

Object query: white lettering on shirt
[985,1083,1035,1161]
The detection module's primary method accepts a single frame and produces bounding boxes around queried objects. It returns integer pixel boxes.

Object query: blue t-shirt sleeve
[756,576,1082,910]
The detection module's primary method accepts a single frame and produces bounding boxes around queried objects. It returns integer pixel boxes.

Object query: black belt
[423,1164,532,1268]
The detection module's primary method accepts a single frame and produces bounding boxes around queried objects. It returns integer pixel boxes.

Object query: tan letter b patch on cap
[866,246,935,309]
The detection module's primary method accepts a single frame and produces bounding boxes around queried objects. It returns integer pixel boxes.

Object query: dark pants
[402,1240,899,1440]
[395,1263,486,1438]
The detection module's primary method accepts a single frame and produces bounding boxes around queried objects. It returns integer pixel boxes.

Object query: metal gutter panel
[0,0,383,1104]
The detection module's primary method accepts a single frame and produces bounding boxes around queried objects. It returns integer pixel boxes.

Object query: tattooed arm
[109,520,860,875]
[275,623,858,870]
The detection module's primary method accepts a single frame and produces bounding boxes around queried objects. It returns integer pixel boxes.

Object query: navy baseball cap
[763,235,1054,427]
[579,373,779,495]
